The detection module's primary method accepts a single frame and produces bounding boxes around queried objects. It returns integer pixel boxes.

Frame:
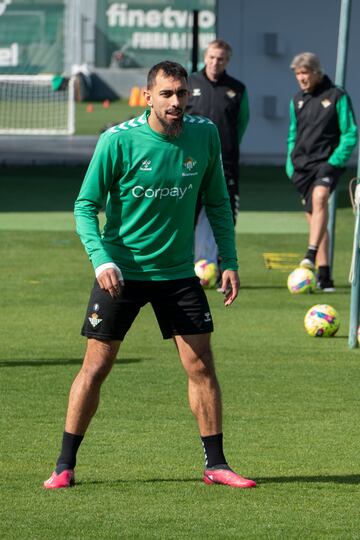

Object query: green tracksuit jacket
[74,110,238,280]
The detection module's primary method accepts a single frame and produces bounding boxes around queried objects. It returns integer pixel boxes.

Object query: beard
[155,108,184,137]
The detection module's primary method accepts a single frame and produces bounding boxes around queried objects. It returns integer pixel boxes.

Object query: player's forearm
[286,101,297,178]
[237,89,250,143]
[74,206,114,270]
[205,202,238,270]
[328,95,358,167]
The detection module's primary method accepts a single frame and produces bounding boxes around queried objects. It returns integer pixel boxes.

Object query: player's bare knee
[187,350,216,381]
[312,190,329,209]
[82,339,118,383]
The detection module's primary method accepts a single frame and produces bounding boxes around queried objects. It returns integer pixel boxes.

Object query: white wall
[217,0,360,164]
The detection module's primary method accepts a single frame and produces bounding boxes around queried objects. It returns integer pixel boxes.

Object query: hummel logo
[192,88,201,96]
[140,159,152,171]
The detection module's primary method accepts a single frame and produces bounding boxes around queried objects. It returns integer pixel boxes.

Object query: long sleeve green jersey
[74,110,238,281]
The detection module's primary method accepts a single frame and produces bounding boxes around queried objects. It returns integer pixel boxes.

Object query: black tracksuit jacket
[186,69,248,181]
[286,75,358,179]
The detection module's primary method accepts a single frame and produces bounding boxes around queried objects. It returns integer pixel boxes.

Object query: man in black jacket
[187,39,249,281]
[286,52,358,291]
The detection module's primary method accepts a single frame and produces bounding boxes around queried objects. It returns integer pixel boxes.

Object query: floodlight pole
[328,0,352,274]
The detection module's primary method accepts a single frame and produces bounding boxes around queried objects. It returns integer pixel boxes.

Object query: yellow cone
[128,86,140,107]
[139,88,147,107]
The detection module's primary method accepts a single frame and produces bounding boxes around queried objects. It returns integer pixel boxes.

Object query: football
[304,304,340,337]
[194,259,218,288]
[287,267,316,294]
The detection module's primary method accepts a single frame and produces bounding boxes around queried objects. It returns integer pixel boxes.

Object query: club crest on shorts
[89,312,102,328]
[204,312,212,322]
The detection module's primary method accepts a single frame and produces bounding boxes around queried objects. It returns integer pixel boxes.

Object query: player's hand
[220,270,240,306]
[97,268,123,298]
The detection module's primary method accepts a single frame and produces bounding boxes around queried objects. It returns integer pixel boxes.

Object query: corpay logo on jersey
[132,184,193,199]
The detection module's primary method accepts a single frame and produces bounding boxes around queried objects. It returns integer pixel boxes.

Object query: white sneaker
[317,279,336,293]
[299,258,315,270]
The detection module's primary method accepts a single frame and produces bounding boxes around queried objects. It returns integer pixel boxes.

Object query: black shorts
[81,277,214,341]
[293,163,344,213]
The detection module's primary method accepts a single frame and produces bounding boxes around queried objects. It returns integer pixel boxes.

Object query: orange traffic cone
[102,99,110,108]
[128,86,140,107]
[139,88,147,107]
[86,103,94,113]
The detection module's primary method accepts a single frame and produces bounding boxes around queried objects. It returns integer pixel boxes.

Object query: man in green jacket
[44,60,256,490]
[286,52,358,291]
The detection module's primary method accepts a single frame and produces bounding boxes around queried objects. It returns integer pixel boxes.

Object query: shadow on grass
[75,473,360,487]
[74,473,360,487]
[76,477,201,487]
[241,285,351,292]
[0,358,143,367]
[238,285,287,290]
[257,474,360,485]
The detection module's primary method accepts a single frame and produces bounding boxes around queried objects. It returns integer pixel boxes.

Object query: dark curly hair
[147,61,188,89]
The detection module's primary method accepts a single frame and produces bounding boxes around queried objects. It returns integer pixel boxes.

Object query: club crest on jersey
[226,89,236,98]
[140,159,152,171]
[88,312,102,328]
[192,88,201,96]
[298,100,304,109]
[321,98,332,108]
[182,156,198,177]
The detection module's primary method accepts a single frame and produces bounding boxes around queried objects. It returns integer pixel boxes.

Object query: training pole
[328,0,352,274]
[348,149,360,348]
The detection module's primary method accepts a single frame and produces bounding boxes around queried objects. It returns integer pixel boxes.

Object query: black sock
[55,431,84,473]
[201,433,228,469]
[318,265,331,281]
[305,245,318,264]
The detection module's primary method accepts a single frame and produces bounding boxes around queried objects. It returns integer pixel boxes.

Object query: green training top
[74,110,238,281]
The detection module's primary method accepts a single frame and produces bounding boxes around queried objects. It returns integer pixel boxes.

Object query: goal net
[0,75,75,135]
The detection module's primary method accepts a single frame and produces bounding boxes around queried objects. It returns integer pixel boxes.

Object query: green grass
[1,201,360,538]
[75,99,146,135]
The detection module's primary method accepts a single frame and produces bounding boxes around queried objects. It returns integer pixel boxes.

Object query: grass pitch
[1,166,360,538]
[75,99,146,135]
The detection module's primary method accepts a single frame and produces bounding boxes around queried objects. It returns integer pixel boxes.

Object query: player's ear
[144,89,152,107]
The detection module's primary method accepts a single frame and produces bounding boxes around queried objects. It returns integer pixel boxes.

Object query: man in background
[187,39,249,284]
[286,52,357,291]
